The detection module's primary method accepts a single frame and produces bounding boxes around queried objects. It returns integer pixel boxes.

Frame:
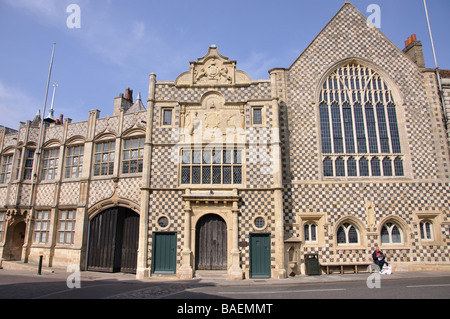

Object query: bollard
[37,255,43,275]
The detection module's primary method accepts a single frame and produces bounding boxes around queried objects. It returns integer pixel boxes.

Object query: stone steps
[194,270,228,280]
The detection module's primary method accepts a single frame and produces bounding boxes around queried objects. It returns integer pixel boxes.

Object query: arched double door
[195,214,227,270]
[87,207,139,273]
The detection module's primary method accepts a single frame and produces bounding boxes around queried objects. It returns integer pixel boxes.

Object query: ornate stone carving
[194,58,232,84]
[181,92,245,142]
[175,46,251,87]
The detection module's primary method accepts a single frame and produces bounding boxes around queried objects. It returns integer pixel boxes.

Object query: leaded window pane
[223,151,232,164]
[371,157,381,176]
[337,226,346,244]
[335,157,345,177]
[212,166,221,184]
[253,108,262,125]
[353,103,367,153]
[223,166,231,184]
[388,103,401,153]
[383,157,392,176]
[193,150,201,164]
[181,166,190,184]
[319,64,403,177]
[347,157,357,176]
[320,102,332,153]
[192,166,200,184]
[311,224,317,241]
[359,158,369,176]
[323,157,333,177]
[234,150,242,164]
[181,149,242,185]
[391,225,401,243]
[343,103,355,153]
[233,166,242,184]
[394,157,404,176]
[331,102,343,153]
[376,103,390,153]
[381,226,390,244]
[202,166,211,184]
[365,103,378,153]
[348,225,358,243]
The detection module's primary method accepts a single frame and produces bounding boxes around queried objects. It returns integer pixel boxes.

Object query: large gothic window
[319,63,404,177]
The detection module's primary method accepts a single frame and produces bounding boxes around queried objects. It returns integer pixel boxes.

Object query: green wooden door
[250,233,271,278]
[152,232,177,274]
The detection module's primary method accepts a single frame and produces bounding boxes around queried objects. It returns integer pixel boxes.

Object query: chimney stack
[113,88,134,116]
[403,34,425,68]
[124,87,133,103]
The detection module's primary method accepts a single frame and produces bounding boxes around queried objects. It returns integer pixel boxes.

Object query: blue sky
[0,0,449,129]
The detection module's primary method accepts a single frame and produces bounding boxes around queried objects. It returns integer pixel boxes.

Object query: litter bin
[305,253,321,276]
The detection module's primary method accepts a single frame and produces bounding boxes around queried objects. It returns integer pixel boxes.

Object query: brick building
[1,3,449,279]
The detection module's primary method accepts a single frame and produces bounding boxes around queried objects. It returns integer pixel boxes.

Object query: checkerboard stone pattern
[35,184,56,206]
[59,182,80,206]
[151,146,179,188]
[278,3,450,267]
[154,82,271,103]
[0,187,6,205]
[67,121,88,140]
[44,125,64,144]
[284,182,450,264]
[1,2,449,275]
[88,180,115,207]
[285,3,447,182]
[118,178,142,204]
[238,190,276,270]
[147,190,184,266]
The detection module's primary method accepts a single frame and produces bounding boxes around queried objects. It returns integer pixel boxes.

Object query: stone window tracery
[319,63,404,177]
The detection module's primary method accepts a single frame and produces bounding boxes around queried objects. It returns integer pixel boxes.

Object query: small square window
[163,109,172,126]
[253,107,262,125]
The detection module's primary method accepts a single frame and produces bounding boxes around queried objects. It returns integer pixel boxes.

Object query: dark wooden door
[120,212,139,273]
[250,233,271,278]
[152,232,177,274]
[195,214,227,270]
[87,208,119,272]
[87,208,139,273]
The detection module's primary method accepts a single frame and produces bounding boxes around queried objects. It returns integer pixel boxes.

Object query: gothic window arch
[380,222,403,244]
[304,222,318,243]
[337,222,360,245]
[319,63,404,177]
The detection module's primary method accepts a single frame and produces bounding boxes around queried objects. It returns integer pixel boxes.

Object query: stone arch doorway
[195,214,227,270]
[4,221,26,261]
[87,207,139,273]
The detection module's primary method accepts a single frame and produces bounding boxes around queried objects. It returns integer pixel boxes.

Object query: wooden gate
[195,214,227,270]
[87,207,139,273]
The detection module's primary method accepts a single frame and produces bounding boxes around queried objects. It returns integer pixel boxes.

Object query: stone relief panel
[179,92,245,144]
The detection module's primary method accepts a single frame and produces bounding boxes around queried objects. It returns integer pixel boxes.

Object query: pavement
[1,260,450,299]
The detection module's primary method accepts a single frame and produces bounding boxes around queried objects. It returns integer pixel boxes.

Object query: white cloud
[3,0,68,26]
[3,0,153,67]
[0,80,41,129]
[239,52,278,80]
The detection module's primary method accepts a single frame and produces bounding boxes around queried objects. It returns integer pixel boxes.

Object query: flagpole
[29,42,56,209]
[423,0,447,123]
[423,0,438,69]
[25,42,56,264]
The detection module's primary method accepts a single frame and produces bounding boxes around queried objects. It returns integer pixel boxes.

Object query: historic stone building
[1,3,449,279]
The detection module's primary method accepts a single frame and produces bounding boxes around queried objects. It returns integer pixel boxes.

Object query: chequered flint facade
[1,3,449,279]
